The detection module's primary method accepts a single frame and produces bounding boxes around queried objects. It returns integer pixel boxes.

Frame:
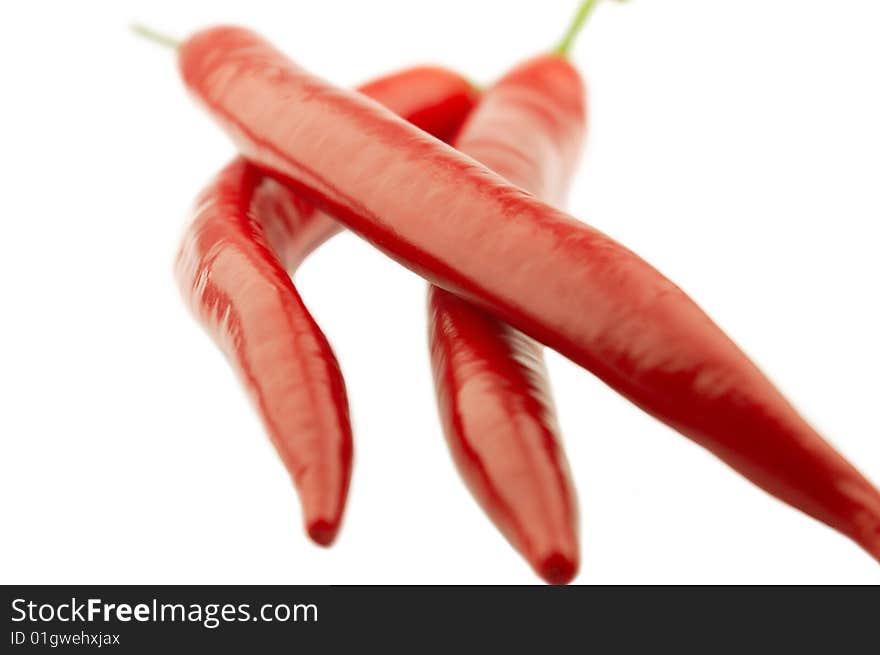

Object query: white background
[1,0,878,584]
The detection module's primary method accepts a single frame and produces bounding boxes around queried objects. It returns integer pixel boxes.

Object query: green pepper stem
[554,0,627,57]
[131,23,180,49]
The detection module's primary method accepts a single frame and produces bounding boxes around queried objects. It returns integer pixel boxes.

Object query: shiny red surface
[254,67,480,270]
[176,67,476,546]
[429,55,585,584]
[180,27,880,562]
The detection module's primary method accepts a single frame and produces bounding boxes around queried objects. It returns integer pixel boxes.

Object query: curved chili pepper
[178,27,880,561]
[176,67,477,546]
[428,54,586,585]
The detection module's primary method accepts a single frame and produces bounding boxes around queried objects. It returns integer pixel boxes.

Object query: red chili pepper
[176,67,477,546]
[177,27,880,561]
[429,54,587,584]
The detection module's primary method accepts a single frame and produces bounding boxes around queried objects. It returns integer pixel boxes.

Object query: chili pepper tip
[307,519,340,547]
[538,552,578,585]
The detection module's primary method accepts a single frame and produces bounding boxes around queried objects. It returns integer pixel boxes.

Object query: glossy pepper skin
[176,67,477,546]
[254,67,481,271]
[179,26,880,561]
[428,55,586,584]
